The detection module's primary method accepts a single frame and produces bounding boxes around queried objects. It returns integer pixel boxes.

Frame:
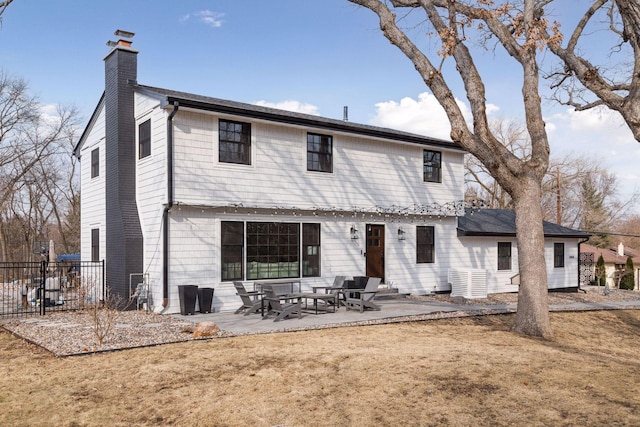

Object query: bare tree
[465,119,531,209]
[545,0,640,142]
[0,0,13,20]
[0,72,79,261]
[349,0,568,337]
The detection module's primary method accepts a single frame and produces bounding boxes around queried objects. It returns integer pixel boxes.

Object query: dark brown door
[366,224,385,281]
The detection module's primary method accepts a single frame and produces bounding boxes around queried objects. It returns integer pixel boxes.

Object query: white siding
[134,93,168,306]
[546,240,580,290]
[161,209,462,313]
[455,236,582,295]
[171,111,465,210]
[79,105,106,263]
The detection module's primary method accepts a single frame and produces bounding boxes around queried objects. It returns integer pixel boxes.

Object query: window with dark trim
[219,119,251,165]
[302,223,320,277]
[416,226,435,263]
[423,150,442,183]
[139,119,151,159]
[307,133,333,173]
[554,243,565,268]
[221,221,244,281]
[91,228,100,262]
[91,148,99,178]
[247,222,300,280]
[498,242,512,270]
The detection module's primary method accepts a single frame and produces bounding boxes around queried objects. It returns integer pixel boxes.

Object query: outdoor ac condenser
[448,268,488,299]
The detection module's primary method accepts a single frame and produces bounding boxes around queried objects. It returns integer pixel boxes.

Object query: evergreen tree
[580,176,610,248]
[620,256,635,290]
[595,255,606,287]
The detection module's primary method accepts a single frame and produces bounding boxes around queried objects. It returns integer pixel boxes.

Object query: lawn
[1,310,639,426]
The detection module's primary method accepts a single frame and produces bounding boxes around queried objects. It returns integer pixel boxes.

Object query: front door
[366,224,385,281]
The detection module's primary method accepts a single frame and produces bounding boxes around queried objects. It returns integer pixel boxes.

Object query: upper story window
[498,242,512,270]
[416,226,435,263]
[139,119,151,159]
[91,148,99,178]
[423,150,442,183]
[219,119,251,165]
[307,133,333,173]
[554,243,565,268]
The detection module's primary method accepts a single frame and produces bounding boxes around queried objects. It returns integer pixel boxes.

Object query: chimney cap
[114,29,135,38]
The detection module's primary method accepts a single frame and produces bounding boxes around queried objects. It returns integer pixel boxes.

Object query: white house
[74,33,589,314]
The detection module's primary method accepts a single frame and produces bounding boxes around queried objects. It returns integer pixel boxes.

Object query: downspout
[577,237,590,293]
[161,101,179,310]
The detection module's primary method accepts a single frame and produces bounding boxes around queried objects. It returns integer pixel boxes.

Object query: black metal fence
[0,261,104,318]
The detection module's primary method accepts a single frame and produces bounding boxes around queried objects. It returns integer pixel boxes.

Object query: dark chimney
[103,30,143,303]
[343,106,349,122]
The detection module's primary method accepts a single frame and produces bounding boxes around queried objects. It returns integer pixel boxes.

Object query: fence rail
[0,261,104,318]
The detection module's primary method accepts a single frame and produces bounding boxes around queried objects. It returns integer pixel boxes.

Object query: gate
[579,252,595,286]
[0,261,104,318]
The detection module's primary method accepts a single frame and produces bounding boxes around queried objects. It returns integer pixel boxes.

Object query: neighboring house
[581,243,639,289]
[74,34,589,314]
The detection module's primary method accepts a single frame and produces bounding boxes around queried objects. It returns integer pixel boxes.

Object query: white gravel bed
[0,310,196,357]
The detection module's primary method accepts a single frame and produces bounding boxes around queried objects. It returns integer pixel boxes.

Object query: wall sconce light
[397,227,406,240]
[350,225,359,240]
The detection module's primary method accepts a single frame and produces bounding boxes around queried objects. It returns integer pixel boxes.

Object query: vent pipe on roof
[343,106,348,122]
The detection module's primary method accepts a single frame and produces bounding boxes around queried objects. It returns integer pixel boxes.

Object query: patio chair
[233,281,262,315]
[345,277,382,312]
[262,284,301,322]
[312,276,346,307]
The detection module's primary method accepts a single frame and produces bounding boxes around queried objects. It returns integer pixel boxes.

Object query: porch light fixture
[397,227,406,240]
[350,225,359,240]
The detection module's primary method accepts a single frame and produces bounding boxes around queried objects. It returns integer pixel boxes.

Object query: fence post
[102,260,106,302]
[39,261,47,315]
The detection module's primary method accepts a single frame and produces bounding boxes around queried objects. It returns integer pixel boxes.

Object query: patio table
[300,292,337,314]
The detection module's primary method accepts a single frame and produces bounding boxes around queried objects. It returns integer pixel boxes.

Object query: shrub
[620,256,635,290]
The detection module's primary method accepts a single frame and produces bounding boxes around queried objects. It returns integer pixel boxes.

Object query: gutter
[161,101,179,309]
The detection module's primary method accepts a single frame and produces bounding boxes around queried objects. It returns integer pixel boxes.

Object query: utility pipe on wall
[161,101,179,310]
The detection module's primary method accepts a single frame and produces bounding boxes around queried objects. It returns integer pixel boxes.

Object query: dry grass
[1,310,639,426]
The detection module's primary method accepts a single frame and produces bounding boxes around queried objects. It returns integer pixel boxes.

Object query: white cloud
[180,10,224,28]
[369,92,495,140]
[546,106,639,198]
[38,103,61,126]
[254,100,320,116]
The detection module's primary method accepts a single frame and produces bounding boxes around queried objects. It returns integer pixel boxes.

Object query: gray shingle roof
[134,84,465,152]
[457,209,591,238]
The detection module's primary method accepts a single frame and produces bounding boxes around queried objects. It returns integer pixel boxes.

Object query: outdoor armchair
[233,281,262,315]
[344,277,382,312]
[262,284,302,322]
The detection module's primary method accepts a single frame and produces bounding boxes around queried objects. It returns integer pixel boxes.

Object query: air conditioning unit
[448,268,488,299]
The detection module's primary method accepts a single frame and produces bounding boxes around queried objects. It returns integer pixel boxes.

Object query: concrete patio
[173,296,640,336]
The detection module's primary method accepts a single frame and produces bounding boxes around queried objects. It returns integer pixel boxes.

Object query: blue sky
[1,0,638,201]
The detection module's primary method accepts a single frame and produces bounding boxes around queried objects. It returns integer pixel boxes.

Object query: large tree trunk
[511,176,552,338]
